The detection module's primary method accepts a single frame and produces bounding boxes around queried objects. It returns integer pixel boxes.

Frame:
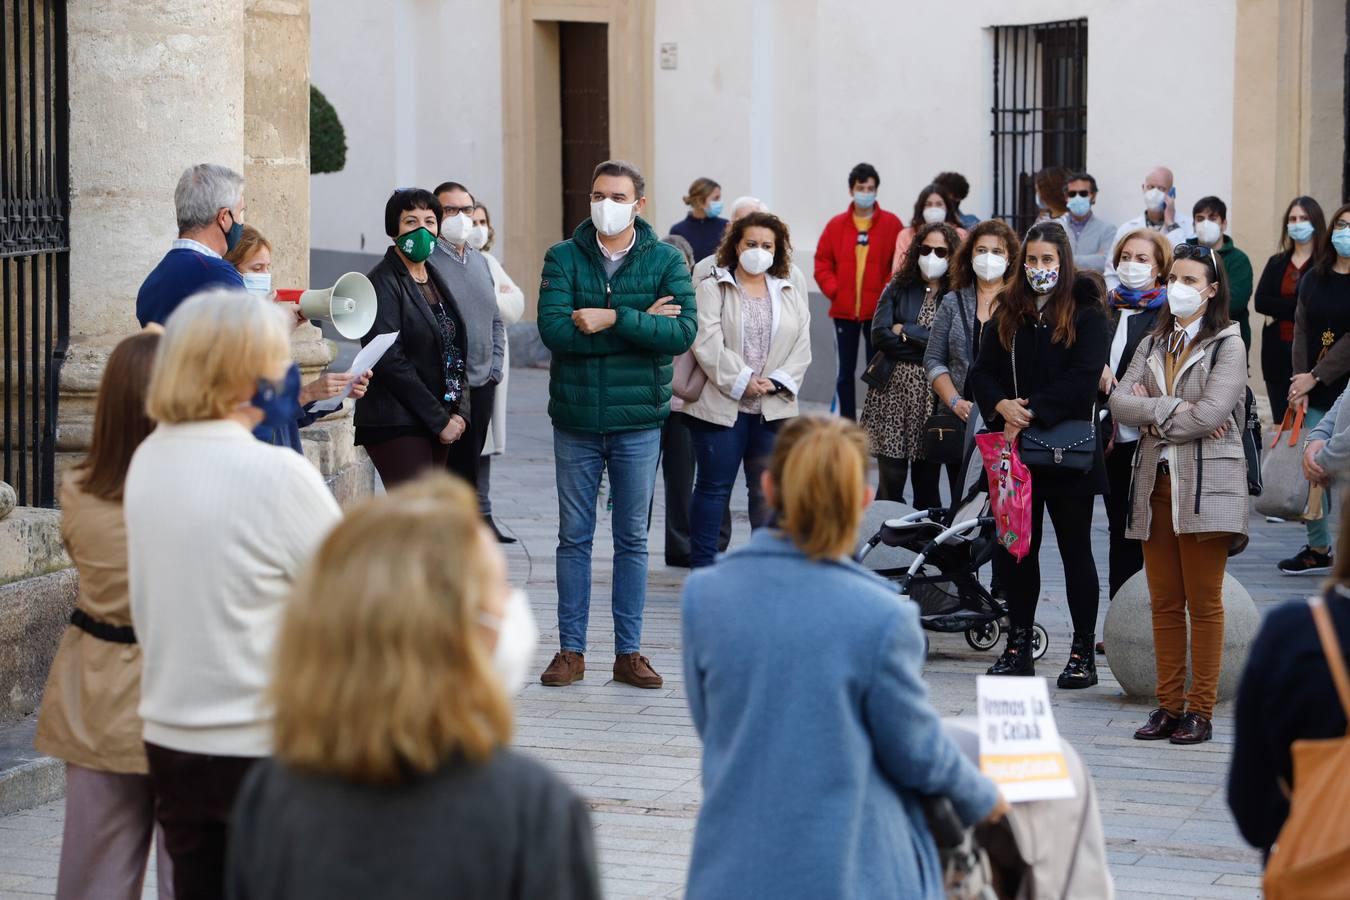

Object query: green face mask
[396,226,436,263]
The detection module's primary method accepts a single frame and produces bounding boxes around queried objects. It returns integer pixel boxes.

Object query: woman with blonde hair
[669,176,728,262]
[682,416,1004,899]
[226,475,599,899]
[35,331,172,899]
[126,290,342,900]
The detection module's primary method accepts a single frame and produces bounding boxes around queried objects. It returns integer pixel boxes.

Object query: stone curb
[0,755,64,817]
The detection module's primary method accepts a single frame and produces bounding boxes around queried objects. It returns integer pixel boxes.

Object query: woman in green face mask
[354,188,474,489]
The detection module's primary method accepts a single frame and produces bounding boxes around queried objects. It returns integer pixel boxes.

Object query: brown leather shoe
[613,653,663,689]
[1169,712,1213,745]
[540,651,584,687]
[1133,708,1181,741]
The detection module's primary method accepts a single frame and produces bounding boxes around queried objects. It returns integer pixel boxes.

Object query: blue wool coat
[682,531,999,900]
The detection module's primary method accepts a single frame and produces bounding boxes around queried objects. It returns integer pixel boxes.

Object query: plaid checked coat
[1109,321,1250,547]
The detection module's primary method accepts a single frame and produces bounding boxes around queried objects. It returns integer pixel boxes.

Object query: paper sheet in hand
[309,331,398,411]
[977,676,1076,802]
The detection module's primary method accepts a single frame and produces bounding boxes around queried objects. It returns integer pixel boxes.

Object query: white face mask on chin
[591,198,637,237]
[480,589,539,697]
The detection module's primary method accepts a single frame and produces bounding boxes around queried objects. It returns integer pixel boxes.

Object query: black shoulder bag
[1013,335,1096,472]
[922,297,970,465]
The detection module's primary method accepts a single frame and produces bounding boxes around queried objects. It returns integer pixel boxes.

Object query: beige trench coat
[1109,321,1250,549]
[35,477,148,773]
[481,251,525,456]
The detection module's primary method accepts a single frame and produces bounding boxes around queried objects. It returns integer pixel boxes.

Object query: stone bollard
[0,482,14,521]
[1103,569,1261,703]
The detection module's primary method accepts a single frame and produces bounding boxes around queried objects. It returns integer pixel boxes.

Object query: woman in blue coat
[682,416,1005,899]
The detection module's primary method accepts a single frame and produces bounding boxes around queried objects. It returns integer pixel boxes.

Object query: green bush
[310,85,347,175]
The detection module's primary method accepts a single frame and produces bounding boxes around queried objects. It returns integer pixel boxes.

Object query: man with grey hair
[136,163,248,326]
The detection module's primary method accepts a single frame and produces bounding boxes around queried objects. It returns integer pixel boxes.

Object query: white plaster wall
[310,0,505,258]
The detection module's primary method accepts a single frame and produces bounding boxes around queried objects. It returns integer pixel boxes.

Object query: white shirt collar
[597,230,637,262]
[171,237,222,259]
[1180,316,1203,340]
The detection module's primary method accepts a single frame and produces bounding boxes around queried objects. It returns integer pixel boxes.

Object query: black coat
[969,291,1111,497]
[1254,250,1301,385]
[354,247,472,446]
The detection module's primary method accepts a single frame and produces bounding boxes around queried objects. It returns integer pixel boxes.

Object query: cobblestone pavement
[1,367,1317,898]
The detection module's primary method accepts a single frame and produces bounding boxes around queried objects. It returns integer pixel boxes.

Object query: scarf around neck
[1110,285,1167,311]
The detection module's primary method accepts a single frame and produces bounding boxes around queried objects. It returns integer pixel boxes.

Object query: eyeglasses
[442,204,475,217]
[1066,190,1092,198]
[917,245,950,258]
[1334,220,1350,232]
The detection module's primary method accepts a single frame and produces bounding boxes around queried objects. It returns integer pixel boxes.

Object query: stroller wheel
[1031,623,1049,660]
[964,621,1000,652]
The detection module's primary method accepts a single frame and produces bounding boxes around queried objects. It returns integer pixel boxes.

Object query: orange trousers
[1140,473,1228,719]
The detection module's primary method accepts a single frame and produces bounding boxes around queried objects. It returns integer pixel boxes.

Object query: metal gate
[991,18,1088,235]
[1,0,70,508]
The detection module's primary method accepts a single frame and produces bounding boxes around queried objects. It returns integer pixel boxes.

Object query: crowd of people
[28,153,1350,898]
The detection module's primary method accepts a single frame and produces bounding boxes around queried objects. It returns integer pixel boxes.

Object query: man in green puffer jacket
[537,160,697,693]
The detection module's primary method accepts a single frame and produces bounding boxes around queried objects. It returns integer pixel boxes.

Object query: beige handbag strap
[1309,594,1350,734]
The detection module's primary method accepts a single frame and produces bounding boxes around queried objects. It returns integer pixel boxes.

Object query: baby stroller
[855,417,1049,661]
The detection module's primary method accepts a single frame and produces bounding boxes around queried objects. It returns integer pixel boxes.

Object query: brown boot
[613,653,663,689]
[540,651,585,687]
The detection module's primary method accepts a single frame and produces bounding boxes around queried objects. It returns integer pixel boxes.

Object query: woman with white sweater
[469,203,526,543]
[125,290,341,900]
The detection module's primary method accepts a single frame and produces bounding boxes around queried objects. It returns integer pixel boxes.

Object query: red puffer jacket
[813,204,904,321]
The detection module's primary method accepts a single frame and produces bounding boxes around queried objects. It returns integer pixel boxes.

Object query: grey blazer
[924,285,979,395]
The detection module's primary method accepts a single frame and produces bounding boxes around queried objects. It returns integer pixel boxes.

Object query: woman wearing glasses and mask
[862,222,960,506]
[1110,243,1247,745]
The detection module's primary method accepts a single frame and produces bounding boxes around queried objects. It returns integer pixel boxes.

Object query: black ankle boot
[1057,633,1098,689]
[987,626,1035,676]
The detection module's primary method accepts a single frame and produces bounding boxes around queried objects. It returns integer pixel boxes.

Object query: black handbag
[1012,338,1096,472]
[923,396,965,465]
[861,350,895,389]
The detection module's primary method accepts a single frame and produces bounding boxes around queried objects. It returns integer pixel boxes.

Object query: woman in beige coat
[35,330,172,899]
[1109,244,1249,746]
[683,211,811,567]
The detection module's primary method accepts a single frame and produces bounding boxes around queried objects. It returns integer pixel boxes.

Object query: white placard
[309,331,399,412]
[977,676,1076,803]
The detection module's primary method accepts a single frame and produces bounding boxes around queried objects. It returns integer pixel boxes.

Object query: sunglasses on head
[917,245,950,258]
[1174,244,1216,262]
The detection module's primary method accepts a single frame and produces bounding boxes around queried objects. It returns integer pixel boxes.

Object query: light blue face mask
[1287,221,1314,244]
[853,191,877,210]
[1333,229,1350,258]
[241,272,272,296]
[706,200,724,218]
[1067,195,1092,218]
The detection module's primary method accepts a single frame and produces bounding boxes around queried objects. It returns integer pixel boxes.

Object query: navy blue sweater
[669,214,729,263]
[1228,588,1350,853]
[136,248,245,326]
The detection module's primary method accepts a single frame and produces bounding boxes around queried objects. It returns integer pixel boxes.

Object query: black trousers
[1103,440,1144,599]
[660,412,730,564]
[833,318,874,421]
[877,456,948,510]
[477,455,495,516]
[992,491,1100,636]
[366,435,451,489]
[446,382,496,489]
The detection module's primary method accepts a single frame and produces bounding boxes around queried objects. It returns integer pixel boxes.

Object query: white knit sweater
[125,420,342,756]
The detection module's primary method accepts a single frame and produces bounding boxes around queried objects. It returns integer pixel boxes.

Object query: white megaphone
[298,272,378,339]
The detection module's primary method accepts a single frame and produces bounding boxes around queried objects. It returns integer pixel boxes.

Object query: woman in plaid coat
[1110,243,1250,746]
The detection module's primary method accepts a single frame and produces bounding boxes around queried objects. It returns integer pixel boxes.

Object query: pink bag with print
[975,432,1034,562]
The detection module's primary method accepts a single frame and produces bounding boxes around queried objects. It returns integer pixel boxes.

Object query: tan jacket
[1109,322,1249,548]
[683,267,813,427]
[35,477,148,773]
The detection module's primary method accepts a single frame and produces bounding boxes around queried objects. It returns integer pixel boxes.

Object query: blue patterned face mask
[251,363,302,434]
[1024,265,1060,294]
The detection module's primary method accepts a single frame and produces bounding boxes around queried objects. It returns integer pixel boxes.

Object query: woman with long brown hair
[227,475,599,899]
[681,416,1004,898]
[35,330,172,899]
[968,222,1111,687]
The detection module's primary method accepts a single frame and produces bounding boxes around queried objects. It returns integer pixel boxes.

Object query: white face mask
[440,212,473,246]
[467,224,490,251]
[480,589,539,697]
[738,247,773,276]
[591,198,637,237]
[1195,219,1223,246]
[1166,281,1208,319]
[1143,187,1167,211]
[241,272,272,296]
[1117,260,1156,291]
[918,252,948,280]
[972,252,1007,282]
[921,206,946,225]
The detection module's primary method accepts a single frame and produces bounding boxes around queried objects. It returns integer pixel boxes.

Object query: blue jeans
[688,413,782,567]
[554,426,662,656]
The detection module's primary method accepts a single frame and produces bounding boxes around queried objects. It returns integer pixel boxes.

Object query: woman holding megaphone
[353,188,474,488]
[225,225,371,452]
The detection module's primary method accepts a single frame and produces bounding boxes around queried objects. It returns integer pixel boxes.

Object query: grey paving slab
[0,367,1297,899]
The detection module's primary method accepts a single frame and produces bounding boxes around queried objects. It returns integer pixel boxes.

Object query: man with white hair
[136,163,248,326]
[1103,164,1194,290]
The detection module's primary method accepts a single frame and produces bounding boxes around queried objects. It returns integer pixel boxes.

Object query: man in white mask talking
[432,181,506,491]
[1104,165,1194,290]
[536,159,697,691]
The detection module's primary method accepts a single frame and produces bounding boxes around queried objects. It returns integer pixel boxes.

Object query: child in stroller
[856,424,1049,661]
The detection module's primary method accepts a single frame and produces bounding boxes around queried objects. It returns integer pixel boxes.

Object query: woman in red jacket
[813,162,904,420]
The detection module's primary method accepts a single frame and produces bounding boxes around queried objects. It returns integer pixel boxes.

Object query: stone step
[0,716,64,816]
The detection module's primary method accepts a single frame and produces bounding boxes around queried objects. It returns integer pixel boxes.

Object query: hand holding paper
[308,331,398,412]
